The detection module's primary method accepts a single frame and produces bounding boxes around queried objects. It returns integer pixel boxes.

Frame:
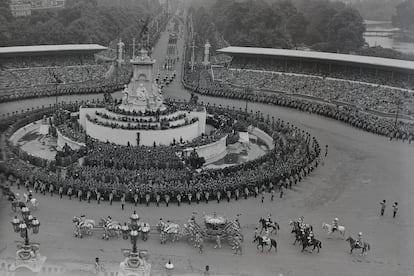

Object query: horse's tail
[367,243,370,251]
[277,223,280,230]
[319,240,322,248]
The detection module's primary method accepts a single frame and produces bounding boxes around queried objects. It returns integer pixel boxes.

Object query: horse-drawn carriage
[183,213,243,246]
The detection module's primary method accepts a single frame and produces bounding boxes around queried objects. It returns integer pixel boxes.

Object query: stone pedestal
[119,252,151,276]
[9,247,47,275]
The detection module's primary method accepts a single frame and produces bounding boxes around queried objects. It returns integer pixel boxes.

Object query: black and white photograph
[0,0,413,275]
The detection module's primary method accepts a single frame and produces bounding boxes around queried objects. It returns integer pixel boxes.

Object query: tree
[392,0,414,32]
[287,12,307,48]
[327,7,365,53]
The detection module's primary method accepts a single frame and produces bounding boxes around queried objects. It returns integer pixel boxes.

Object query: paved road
[1,19,414,276]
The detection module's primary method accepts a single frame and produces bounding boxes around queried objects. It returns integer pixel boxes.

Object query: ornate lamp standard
[119,211,151,276]
[9,208,46,274]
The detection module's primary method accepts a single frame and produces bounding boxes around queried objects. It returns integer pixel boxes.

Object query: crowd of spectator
[229,57,414,90]
[184,68,414,141]
[0,53,132,103]
[212,68,414,117]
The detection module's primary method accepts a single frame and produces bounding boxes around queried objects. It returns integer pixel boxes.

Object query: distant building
[30,0,65,11]
[9,0,65,17]
[9,0,32,17]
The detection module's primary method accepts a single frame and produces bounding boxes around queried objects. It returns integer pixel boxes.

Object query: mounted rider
[356,232,363,248]
[298,216,305,229]
[263,229,271,245]
[267,213,272,224]
[307,231,314,244]
[332,218,339,232]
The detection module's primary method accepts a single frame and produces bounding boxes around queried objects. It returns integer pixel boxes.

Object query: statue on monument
[136,83,148,102]
[122,85,129,105]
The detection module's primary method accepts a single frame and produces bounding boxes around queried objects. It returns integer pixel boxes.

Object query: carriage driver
[332,217,339,232]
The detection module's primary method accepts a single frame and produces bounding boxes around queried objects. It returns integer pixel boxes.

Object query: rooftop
[0,44,107,57]
[217,46,414,72]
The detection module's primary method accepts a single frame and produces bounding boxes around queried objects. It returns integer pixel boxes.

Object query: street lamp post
[119,211,151,276]
[10,208,46,274]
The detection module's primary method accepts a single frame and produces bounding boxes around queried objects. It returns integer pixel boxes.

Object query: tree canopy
[0,0,159,47]
[191,0,366,53]
[392,0,414,32]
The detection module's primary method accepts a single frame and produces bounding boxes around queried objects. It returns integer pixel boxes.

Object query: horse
[29,198,38,210]
[301,237,322,253]
[72,216,95,238]
[11,200,26,212]
[254,236,277,252]
[99,218,122,240]
[322,222,345,237]
[346,236,371,255]
[259,218,280,234]
[194,234,204,253]
[159,222,180,243]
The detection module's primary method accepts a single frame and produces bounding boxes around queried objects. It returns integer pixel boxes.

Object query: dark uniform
[97,191,101,204]
[121,194,126,210]
[176,193,181,206]
[58,186,64,198]
[156,194,161,207]
[196,191,201,204]
[244,187,249,199]
[34,181,39,193]
[109,192,114,205]
[78,189,83,201]
[165,194,170,207]
[145,193,151,206]
[134,193,139,206]
[49,184,54,196]
[67,187,73,200]
[87,190,92,203]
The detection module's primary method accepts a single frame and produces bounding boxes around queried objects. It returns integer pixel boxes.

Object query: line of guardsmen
[7,157,319,208]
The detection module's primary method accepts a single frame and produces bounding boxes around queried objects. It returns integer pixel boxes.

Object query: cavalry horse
[99,218,122,240]
[259,217,280,235]
[158,221,181,244]
[72,216,95,238]
[346,236,371,255]
[322,222,346,237]
[23,193,39,210]
[254,236,277,252]
[11,200,26,212]
[301,237,322,253]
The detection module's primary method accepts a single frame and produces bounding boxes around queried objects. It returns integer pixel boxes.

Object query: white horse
[73,216,95,238]
[23,193,38,210]
[29,198,38,210]
[322,222,346,237]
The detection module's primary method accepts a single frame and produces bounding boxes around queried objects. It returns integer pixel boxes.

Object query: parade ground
[1,15,414,276]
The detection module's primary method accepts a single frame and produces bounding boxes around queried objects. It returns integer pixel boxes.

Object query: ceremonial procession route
[1,21,414,276]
